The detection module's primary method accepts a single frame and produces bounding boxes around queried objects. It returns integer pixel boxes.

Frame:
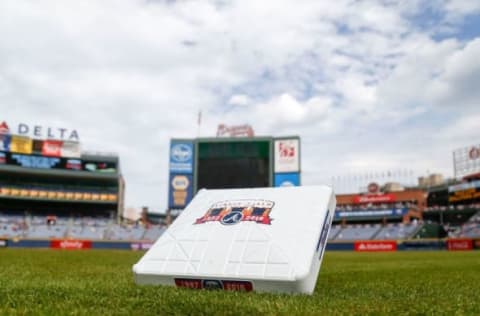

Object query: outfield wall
[1,238,479,251]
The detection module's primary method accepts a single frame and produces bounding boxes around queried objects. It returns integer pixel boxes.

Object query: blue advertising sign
[0,134,10,152]
[274,173,300,187]
[169,141,194,174]
[11,154,61,169]
[168,173,194,209]
[334,208,407,219]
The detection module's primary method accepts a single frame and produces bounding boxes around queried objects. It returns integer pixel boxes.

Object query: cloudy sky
[1,0,479,211]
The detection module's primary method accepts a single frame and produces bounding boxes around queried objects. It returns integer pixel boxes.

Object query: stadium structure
[0,121,165,248]
[326,144,480,250]
[1,118,479,251]
[167,136,301,213]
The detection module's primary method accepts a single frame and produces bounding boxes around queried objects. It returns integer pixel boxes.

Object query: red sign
[0,121,10,134]
[216,124,254,137]
[353,194,396,204]
[354,241,397,252]
[175,278,253,292]
[446,239,473,251]
[367,182,380,194]
[469,147,480,160]
[50,239,92,249]
[42,140,63,157]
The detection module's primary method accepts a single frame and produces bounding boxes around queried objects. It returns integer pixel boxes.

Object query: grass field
[0,249,479,315]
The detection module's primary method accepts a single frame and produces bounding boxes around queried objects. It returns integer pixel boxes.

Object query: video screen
[197,141,270,190]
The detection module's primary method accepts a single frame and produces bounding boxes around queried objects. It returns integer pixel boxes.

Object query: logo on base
[194,199,274,225]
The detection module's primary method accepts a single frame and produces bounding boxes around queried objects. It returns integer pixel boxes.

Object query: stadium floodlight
[133,186,336,294]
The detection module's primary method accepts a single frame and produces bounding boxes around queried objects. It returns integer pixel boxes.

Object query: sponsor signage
[0,151,117,173]
[453,144,480,178]
[469,147,480,160]
[50,239,92,249]
[194,200,274,225]
[274,172,300,187]
[0,134,11,151]
[32,139,44,155]
[83,160,117,173]
[216,124,255,138]
[448,180,480,203]
[42,140,63,157]
[0,121,9,134]
[11,153,61,169]
[169,141,194,173]
[175,278,253,292]
[354,241,397,252]
[0,120,80,141]
[274,138,300,173]
[0,239,7,247]
[168,174,193,209]
[61,141,81,158]
[335,208,407,219]
[353,194,396,204]
[367,182,380,194]
[10,135,32,154]
[446,239,473,251]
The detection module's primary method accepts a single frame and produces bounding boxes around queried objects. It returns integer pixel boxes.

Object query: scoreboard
[168,136,301,210]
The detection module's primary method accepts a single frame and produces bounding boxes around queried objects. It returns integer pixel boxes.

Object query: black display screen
[0,151,117,173]
[197,141,270,190]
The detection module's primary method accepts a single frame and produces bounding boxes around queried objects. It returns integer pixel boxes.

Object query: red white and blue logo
[194,199,274,225]
[0,121,10,134]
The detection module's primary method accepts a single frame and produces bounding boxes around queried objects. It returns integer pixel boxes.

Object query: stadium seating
[457,211,480,238]
[26,225,67,239]
[373,223,419,240]
[142,226,166,241]
[334,224,382,241]
[328,225,342,240]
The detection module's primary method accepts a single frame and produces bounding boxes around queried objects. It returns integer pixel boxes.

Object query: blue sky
[0,0,479,211]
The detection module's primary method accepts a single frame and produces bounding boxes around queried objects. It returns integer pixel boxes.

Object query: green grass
[0,249,479,315]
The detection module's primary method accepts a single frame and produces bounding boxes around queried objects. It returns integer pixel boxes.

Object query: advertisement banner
[335,208,407,219]
[168,174,193,209]
[354,241,397,252]
[453,144,480,178]
[61,141,81,158]
[274,173,300,187]
[32,139,44,155]
[10,135,32,154]
[448,180,480,203]
[0,151,117,173]
[353,194,396,204]
[0,239,7,247]
[83,160,117,173]
[0,134,11,151]
[50,240,92,250]
[446,239,473,251]
[42,140,63,157]
[10,153,61,169]
[169,141,194,173]
[274,138,300,173]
